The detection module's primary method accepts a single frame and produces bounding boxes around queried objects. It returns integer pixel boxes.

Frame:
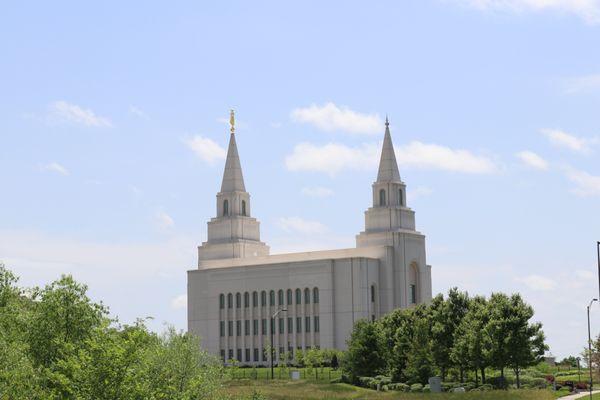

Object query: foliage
[0,264,224,400]
[343,319,387,382]
[342,288,548,389]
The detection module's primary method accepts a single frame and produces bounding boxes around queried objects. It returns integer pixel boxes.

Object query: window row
[220,345,318,363]
[219,288,319,309]
[219,316,320,337]
[222,199,247,217]
[378,188,404,206]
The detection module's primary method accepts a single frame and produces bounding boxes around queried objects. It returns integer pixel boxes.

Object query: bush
[410,383,423,392]
[388,383,410,392]
[488,376,508,389]
[423,384,431,393]
[531,377,547,388]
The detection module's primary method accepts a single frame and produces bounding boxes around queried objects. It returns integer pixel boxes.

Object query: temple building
[187,111,432,364]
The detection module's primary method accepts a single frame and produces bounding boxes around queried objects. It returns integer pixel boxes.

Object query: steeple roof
[220,111,246,192]
[376,117,401,182]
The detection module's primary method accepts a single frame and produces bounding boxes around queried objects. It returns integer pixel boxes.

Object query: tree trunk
[515,367,520,389]
[481,367,486,384]
[460,367,464,383]
[475,369,479,386]
[441,366,446,381]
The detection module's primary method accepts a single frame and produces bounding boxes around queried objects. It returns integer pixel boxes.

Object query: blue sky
[1,0,600,359]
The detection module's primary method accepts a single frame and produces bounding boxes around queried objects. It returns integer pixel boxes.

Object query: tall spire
[376,117,401,182]
[220,110,246,192]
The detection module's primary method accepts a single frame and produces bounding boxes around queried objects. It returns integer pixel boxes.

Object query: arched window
[219,294,225,309]
[409,262,418,304]
[278,289,284,305]
[379,189,386,206]
[304,288,310,304]
[269,290,275,306]
[399,189,403,206]
[295,289,301,304]
[241,200,247,216]
[252,291,258,307]
[244,292,249,308]
[227,293,233,309]
[235,293,241,308]
[313,287,319,304]
[287,289,292,305]
[223,199,229,216]
[261,291,267,306]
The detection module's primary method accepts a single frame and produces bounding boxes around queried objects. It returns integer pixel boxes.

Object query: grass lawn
[222,380,557,400]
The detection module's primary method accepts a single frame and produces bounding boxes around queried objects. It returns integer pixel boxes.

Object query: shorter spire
[376,117,401,182]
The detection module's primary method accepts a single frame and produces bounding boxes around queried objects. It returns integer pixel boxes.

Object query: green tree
[429,288,469,380]
[404,318,434,385]
[343,319,387,382]
[27,275,107,369]
[451,296,490,384]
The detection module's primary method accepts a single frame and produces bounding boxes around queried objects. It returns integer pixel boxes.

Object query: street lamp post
[271,308,287,379]
[597,242,600,302]
[578,357,582,385]
[587,298,597,398]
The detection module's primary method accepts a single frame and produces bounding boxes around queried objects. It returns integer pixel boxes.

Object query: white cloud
[41,162,69,176]
[184,136,227,165]
[129,105,148,119]
[285,141,498,175]
[277,217,327,235]
[516,150,549,170]
[48,100,112,127]
[515,274,557,291]
[156,211,175,229]
[291,103,382,135]
[541,128,596,154]
[407,186,434,201]
[396,141,499,174]
[565,74,600,94]
[453,0,600,24]
[171,294,187,310]
[564,167,600,196]
[301,186,334,198]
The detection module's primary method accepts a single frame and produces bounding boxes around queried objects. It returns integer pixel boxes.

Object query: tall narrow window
[304,288,310,304]
[223,199,229,216]
[279,317,284,334]
[379,189,386,206]
[261,318,267,335]
[278,289,284,305]
[236,320,241,336]
[261,291,266,306]
[241,200,247,216]
[314,316,320,333]
[371,285,375,302]
[410,284,417,304]
[235,293,241,308]
[295,289,301,304]
[399,189,404,206]
[245,320,250,335]
[219,321,225,337]
[288,317,293,332]
[253,319,258,335]
[287,289,292,305]
[228,321,233,336]
[296,317,302,333]
[252,291,258,307]
[219,294,225,309]
[227,293,233,309]
[305,316,311,332]
[244,292,249,308]
[313,287,319,304]
[269,290,275,306]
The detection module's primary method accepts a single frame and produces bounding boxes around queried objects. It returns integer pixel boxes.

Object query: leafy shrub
[531,377,547,388]
[410,383,423,392]
[488,376,508,389]
[388,383,410,392]
[423,384,431,393]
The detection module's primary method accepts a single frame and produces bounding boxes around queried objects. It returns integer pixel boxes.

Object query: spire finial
[385,115,389,127]
[229,109,235,134]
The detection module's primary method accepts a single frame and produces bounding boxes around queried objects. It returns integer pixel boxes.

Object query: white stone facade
[187,116,432,365]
